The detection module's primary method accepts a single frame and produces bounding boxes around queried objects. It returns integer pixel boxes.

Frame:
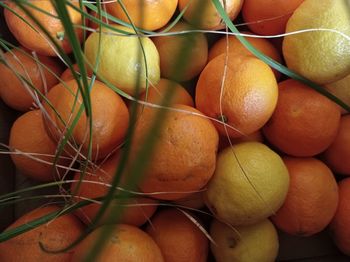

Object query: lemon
[205,142,289,226]
[84,25,160,95]
[210,218,279,262]
[283,0,350,84]
[325,73,350,114]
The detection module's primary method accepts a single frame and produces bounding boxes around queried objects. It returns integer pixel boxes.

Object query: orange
[0,205,84,262]
[146,208,208,262]
[271,157,338,237]
[139,78,194,107]
[72,153,158,227]
[4,1,85,56]
[242,0,305,35]
[329,178,350,256]
[323,115,350,176]
[178,0,243,30]
[60,64,81,81]
[9,110,69,182]
[129,104,219,200]
[262,79,341,157]
[0,47,63,111]
[172,191,205,210]
[195,53,278,138]
[71,224,164,262]
[43,79,129,160]
[208,31,282,79]
[105,0,178,31]
[152,21,208,82]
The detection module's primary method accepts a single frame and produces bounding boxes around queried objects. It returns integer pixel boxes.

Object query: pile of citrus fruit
[0,0,349,261]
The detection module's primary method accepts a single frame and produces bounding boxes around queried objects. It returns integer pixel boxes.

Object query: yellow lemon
[205,142,289,226]
[283,0,350,84]
[84,25,160,95]
[210,218,279,262]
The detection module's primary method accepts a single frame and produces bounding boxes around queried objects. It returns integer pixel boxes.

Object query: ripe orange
[71,224,164,262]
[271,157,338,236]
[60,64,81,81]
[0,205,84,262]
[323,115,350,176]
[129,104,219,200]
[105,0,178,31]
[178,0,243,30]
[195,53,278,138]
[72,153,158,227]
[4,1,85,56]
[146,208,208,262]
[139,78,194,107]
[262,79,341,157]
[329,178,350,256]
[242,0,305,35]
[208,32,282,79]
[9,110,69,182]
[218,130,264,151]
[43,79,129,160]
[152,21,208,82]
[0,48,63,111]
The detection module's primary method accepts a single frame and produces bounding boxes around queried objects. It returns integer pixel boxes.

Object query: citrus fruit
[146,208,208,262]
[71,224,164,262]
[139,78,194,107]
[4,1,85,56]
[152,21,208,82]
[0,48,63,111]
[283,0,350,84]
[43,79,129,160]
[9,110,69,182]
[84,24,160,95]
[271,157,338,237]
[325,73,350,115]
[129,104,219,200]
[89,4,114,30]
[178,0,243,30]
[218,130,264,152]
[262,79,341,157]
[329,178,350,256]
[208,32,282,79]
[0,205,84,262]
[205,141,289,226]
[72,153,158,227]
[323,115,350,176]
[242,0,305,35]
[105,0,178,31]
[210,218,279,262]
[195,53,278,138]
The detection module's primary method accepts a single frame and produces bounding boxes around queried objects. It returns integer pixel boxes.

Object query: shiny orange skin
[263,79,341,157]
[323,115,350,176]
[146,209,208,262]
[208,32,282,79]
[271,157,338,237]
[129,104,219,200]
[71,224,164,262]
[105,0,178,31]
[330,178,350,256]
[195,53,278,138]
[4,1,85,56]
[242,0,305,35]
[0,48,63,111]
[43,79,129,160]
[0,205,84,262]
[9,110,69,181]
[71,153,158,227]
